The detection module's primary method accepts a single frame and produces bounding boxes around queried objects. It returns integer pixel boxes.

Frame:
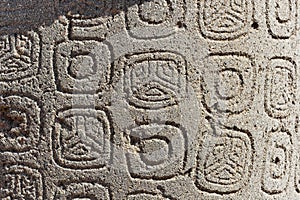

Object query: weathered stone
[0,0,299,199]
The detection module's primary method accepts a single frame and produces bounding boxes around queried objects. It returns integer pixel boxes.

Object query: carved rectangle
[125,0,185,39]
[262,128,292,194]
[54,40,111,94]
[52,108,112,170]
[195,121,253,194]
[0,32,40,81]
[0,165,43,200]
[202,53,255,115]
[198,0,253,40]
[266,0,297,38]
[60,0,113,41]
[264,57,296,119]
[117,51,187,110]
[69,17,112,41]
[125,123,187,180]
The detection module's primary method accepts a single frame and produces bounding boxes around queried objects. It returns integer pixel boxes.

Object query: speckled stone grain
[0,0,299,199]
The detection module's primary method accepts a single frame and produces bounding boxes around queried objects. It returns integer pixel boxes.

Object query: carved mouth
[0,56,29,74]
[128,82,178,109]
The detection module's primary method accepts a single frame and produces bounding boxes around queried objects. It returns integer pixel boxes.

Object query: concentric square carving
[52,108,112,170]
[201,53,256,115]
[54,41,111,94]
[198,0,253,40]
[125,0,185,39]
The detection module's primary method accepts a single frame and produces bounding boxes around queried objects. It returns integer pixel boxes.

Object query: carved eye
[68,52,97,80]
[216,68,243,100]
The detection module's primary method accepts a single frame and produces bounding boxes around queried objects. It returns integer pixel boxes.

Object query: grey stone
[0,0,299,199]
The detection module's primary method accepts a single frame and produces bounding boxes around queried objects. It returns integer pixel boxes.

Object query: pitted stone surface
[0,0,299,199]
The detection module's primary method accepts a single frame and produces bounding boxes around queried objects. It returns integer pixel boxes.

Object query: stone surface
[0,0,299,199]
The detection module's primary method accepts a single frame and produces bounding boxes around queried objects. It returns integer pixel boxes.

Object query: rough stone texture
[0,0,299,199]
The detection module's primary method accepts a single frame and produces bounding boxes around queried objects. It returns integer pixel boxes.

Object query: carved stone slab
[0,0,299,199]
